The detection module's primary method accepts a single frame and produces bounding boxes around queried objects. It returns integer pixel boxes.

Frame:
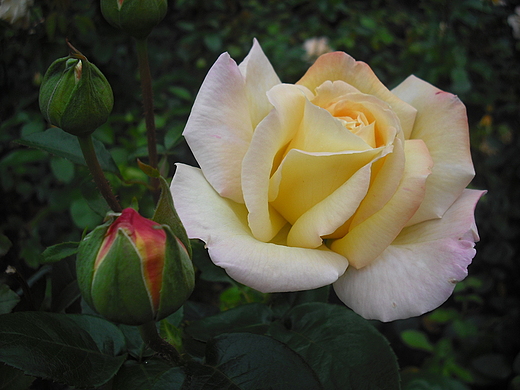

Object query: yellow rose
[171,39,485,321]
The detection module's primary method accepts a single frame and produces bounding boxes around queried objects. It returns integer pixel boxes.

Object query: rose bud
[76,208,195,325]
[39,54,114,137]
[100,0,168,39]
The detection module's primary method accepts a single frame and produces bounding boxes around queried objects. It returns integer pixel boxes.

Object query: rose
[171,39,484,321]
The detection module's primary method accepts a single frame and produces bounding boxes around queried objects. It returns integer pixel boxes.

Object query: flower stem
[135,37,160,202]
[139,321,182,365]
[77,135,122,213]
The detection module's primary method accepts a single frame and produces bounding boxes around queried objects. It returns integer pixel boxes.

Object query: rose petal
[333,189,484,321]
[238,38,281,128]
[348,136,405,229]
[242,84,309,242]
[392,75,475,225]
[297,52,417,138]
[331,139,433,269]
[270,147,383,226]
[286,164,372,248]
[393,189,486,245]
[171,164,349,292]
[183,52,253,203]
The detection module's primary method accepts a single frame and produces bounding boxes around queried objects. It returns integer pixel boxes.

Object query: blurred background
[1,0,519,389]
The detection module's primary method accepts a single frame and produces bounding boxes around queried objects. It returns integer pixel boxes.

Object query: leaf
[185,333,323,390]
[401,371,469,390]
[152,176,191,257]
[191,240,233,284]
[268,287,330,317]
[400,329,435,352]
[41,241,79,264]
[16,127,120,175]
[185,303,274,343]
[112,359,185,390]
[0,312,127,387]
[268,302,400,390]
[0,285,20,315]
[184,303,274,359]
[137,158,161,178]
[0,363,35,390]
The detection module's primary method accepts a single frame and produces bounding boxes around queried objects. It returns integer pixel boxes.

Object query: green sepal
[153,176,192,258]
[100,0,168,39]
[76,220,112,311]
[156,225,195,321]
[39,55,114,137]
[91,228,155,325]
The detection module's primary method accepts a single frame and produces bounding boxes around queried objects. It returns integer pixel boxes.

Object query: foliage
[1,0,520,389]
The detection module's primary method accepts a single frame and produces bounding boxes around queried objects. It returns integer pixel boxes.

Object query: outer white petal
[392,75,475,225]
[171,164,349,293]
[333,189,484,322]
[183,52,253,203]
[238,38,281,128]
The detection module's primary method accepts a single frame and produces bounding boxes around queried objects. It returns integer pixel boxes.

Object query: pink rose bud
[77,208,194,325]
[100,0,168,39]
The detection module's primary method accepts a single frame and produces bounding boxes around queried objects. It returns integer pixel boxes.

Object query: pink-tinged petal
[334,239,476,322]
[393,189,486,245]
[331,139,433,269]
[242,84,310,243]
[297,52,417,138]
[392,75,475,225]
[333,189,484,321]
[238,38,281,128]
[287,164,371,248]
[171,164,349,292]
[183,52,253,203]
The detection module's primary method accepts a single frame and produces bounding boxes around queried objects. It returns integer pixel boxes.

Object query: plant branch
[139,321,182,366]
[135,37,160,202]
[77,135,122,212]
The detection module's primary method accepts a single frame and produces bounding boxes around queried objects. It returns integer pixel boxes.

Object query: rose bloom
[171,39,485,321]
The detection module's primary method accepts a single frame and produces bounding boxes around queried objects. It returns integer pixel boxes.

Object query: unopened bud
[39,54,114,137]
[76,208,194,325]
[101,0,168,39]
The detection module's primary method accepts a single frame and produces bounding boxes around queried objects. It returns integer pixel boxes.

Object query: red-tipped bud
[77,208,194,325]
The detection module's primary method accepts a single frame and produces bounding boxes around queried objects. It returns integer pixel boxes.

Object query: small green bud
[39,53,114,137]
[77,208,194,325]
[101,0,168,39]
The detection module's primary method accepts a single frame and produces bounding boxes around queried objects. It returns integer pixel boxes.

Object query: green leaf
[70,197,104,229]
[0,234,12,257]
[112,359,185,390]
[401,371,469,390]
[80,177,111,217]
[137,158,161,178]
[269,287,330,316]
[268,302,400,390]
[400,329,434,352]
[0,363,35,390]
[185,303,274,343]
[41,241,79,264]
[153,176,191,257]
[184,303,274,359]
[185,333,323,390]
[191,240,233,284]
[0,285,20,315]
[50,156,75,183]
[16,127,120,175]
[0,312,127,387]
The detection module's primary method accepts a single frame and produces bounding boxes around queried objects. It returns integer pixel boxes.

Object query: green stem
[139,321,182,365]
[135,37,160,201]
[77,135,122,213]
